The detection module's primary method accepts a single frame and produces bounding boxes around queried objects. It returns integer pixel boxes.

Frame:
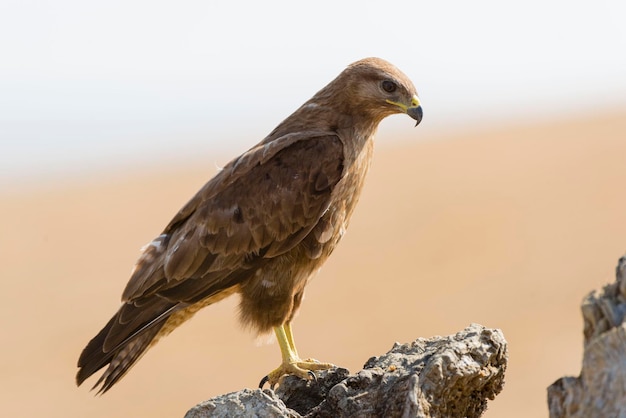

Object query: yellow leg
[259,324,334,389]
[275,324,298,364]
[283,322,299,358]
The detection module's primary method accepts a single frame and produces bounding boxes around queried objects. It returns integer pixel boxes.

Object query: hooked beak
[407,106,423,126]
[387,95,423,126]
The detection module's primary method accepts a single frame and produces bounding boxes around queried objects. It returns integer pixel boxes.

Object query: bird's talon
[307,370,317,382]
[259,375,270,389]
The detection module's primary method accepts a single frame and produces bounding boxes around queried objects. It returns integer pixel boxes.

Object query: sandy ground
[2,109,626,417]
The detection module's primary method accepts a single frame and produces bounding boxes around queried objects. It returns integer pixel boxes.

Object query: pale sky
[1,0,625,189]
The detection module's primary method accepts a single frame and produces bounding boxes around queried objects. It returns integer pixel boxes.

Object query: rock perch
[185,323,507,418]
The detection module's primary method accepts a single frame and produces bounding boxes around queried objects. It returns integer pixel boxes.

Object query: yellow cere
[386,95,420,112]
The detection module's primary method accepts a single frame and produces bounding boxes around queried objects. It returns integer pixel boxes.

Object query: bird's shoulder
[166,131,344,231]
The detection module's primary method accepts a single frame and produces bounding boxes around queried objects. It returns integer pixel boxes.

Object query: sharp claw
[307,370,317,382]
[259,375,269,389]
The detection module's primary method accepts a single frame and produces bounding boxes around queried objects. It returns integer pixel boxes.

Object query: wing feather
[122,131,344,304]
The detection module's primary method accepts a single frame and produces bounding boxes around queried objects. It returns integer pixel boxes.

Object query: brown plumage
[76,57,422,393]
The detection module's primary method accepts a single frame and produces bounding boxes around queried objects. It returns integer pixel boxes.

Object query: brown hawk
[76,57,422,393]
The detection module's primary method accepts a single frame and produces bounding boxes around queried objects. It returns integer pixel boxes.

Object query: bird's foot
[259,358,335,389]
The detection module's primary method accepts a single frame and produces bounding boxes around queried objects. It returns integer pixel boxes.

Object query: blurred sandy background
[3,1,626,417]
[2,108,626,417]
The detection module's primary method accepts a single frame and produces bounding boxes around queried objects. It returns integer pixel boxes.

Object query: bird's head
[332,57,423,126]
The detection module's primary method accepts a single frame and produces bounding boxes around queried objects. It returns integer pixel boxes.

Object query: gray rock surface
[184,388,299,418]
[185,323,507,418]
[548,255,626,417]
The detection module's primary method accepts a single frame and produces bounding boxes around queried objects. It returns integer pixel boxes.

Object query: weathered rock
[184,388,299,418]
[185,323,507,418]
[548,255,626,417]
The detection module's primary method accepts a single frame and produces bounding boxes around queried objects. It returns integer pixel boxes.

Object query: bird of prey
[76,57,422,393]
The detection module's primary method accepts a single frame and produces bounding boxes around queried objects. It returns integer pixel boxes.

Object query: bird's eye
[381,80,397,93]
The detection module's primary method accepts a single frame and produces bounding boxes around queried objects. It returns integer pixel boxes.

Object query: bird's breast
[302,136,374,263]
